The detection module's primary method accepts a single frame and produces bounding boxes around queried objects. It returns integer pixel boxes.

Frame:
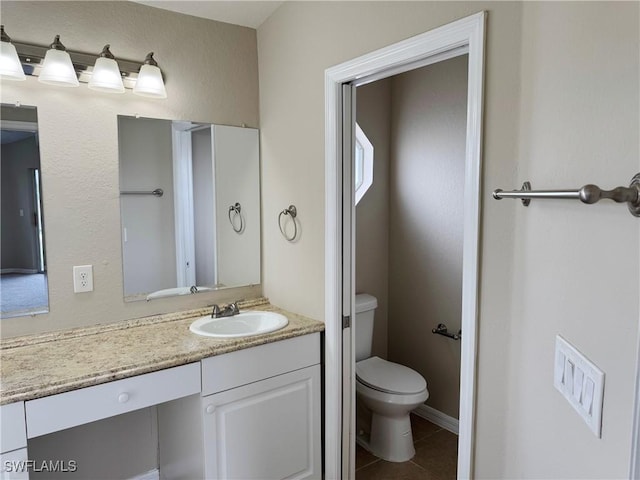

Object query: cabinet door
[0,448,29,480]
[202,365,321,480]
[0,403,26,453]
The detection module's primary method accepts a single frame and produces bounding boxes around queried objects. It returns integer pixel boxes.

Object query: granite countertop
[0,299,324,405]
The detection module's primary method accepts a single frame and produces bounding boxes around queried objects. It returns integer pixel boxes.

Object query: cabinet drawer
[25,362,200,438]
[0,403,26,453]
[0,448,29,480]
[201,333,320,396]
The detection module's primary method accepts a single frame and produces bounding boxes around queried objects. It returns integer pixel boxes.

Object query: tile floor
[356,414,458,480]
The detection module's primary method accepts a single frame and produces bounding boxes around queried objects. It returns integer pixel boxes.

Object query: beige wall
[502,2,639,478]
[388,55,468,420]
[0,1,260,337]
[0,2,260,477]
[0,1,636,478]
[257,1,638,478]
[355,78,391,360]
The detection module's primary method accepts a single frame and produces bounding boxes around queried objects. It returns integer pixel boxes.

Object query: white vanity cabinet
[0,402,28,480]
[25,363,201,438]
[159,333,322,480]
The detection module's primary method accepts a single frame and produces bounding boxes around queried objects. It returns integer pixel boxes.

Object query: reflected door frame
[172,123,198,287]
[1,119,43,274]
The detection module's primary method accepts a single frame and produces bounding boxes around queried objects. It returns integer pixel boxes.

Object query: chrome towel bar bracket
[493,173,640,217]
[432,323,461,341]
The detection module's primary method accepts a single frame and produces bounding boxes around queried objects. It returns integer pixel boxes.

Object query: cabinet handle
[205,405,215,414]
[118,392,130,403]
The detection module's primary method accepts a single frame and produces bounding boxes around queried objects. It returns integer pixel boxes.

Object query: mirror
[118,116,260,301]
[0,104,49,318]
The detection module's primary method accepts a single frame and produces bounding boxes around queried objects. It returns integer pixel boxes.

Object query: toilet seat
[356,356,427,395]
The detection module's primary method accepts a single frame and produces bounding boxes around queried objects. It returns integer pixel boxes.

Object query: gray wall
[118,116,176,296]
[1,136,41,272]
[387,56,467,420]
[355,78,391,360]
[257,2,638,477]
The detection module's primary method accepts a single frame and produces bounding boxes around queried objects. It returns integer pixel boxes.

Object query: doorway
[324,12,486,479]
[353,53,468,478]
[0,109,49,318]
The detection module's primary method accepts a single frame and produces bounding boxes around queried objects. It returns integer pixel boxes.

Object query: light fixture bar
[12,41,158,90]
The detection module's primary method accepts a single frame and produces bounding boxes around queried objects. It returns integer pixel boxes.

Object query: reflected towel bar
[493,173,640,217]
[120,188,164,197]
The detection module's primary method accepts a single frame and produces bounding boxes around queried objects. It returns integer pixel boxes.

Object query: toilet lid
[356,357,427,395]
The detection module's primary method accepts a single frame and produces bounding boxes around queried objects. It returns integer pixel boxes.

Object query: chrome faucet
[211,301,240,319]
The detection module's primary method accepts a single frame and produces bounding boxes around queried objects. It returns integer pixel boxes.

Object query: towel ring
[278,205,298,241]
[228,202,243,233]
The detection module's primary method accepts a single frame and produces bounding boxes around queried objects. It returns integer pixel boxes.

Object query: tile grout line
[355,457,380,472]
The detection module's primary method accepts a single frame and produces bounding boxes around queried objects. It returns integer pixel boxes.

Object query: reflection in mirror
[118,116,260,301]
[1,104,49,318]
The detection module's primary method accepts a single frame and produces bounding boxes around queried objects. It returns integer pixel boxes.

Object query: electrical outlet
[73,265,93,293]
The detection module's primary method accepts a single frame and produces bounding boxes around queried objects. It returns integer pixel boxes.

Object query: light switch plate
[554,335,605,437]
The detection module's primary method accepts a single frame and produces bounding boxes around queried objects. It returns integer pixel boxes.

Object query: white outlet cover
[73,265,94,293]
[554,335,605,437]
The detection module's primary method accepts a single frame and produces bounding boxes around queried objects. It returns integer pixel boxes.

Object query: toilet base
[367,412,415,462]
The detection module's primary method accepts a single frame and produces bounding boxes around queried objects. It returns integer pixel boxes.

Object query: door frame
[631,333,640,478]
[324,11,486,479]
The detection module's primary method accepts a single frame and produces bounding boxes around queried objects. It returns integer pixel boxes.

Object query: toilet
[354,293,429,463]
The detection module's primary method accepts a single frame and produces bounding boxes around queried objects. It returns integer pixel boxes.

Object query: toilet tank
[354,294,378,362]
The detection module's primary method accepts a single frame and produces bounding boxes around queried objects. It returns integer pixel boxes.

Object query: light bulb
[38,35,79,87]
[133,52,166,99]
[88,45,124,93]
[0,25,26,81]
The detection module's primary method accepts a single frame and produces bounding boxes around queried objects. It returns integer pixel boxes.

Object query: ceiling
[130,1,284,29]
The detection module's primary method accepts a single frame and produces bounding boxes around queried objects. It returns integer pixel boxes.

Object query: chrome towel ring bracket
[278,205,298,242]
[228,202,243,233]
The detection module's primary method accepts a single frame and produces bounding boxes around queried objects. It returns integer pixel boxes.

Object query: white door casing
[324,11,486,479]
[631,327,640,478]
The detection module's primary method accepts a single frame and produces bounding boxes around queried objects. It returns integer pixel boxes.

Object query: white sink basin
[189,311,289,338]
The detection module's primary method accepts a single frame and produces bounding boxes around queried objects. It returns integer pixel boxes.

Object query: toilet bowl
[354,294,429,462]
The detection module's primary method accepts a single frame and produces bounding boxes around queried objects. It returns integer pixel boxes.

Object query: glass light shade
[88,57,124,93]
[0,41,25,80]
[38,48,79,87]
[133,64,166,98]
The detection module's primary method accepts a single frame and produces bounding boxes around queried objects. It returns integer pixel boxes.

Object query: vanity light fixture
[88,45,124,93]
[132,52,167,99]
[1,27,167,98]
[38,35,79,87]
[0,25,26,81]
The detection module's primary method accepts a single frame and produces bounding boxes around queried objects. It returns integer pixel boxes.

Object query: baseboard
[0,268,39,274]
[128,469,159,480]
[413,404,459,435]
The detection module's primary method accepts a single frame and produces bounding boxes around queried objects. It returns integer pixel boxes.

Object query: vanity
[0,301,324,479]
